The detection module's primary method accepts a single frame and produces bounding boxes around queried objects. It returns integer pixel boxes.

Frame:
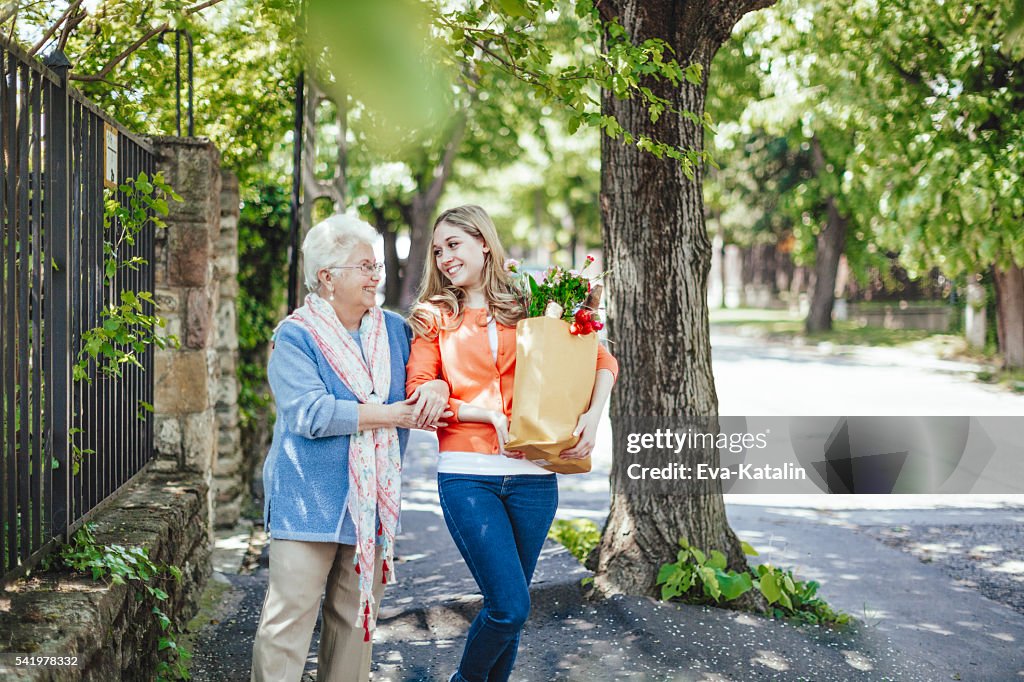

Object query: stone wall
[0,473,210,681]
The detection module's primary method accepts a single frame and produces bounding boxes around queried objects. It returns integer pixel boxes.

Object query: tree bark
[993,260,1024,369]
[594,0,773,603]
[805,136,846,333]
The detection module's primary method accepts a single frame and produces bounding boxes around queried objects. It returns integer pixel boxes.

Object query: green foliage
[713,0,1024,287]
[832,0,1024,277]
[547,518,600,562]
[47,523,191,681]
[12,0,724,321]
[236,184,292,428]
[656,536,755,603]
[755,563,851,626]
[655,537,850,627]
[67,171,181,475]
[704,7,892,289]
[306,0,451,154]
[436,0,714,177]
[73,171,182,385]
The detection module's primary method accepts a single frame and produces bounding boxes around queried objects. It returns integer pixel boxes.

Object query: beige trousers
[251,540,386,682]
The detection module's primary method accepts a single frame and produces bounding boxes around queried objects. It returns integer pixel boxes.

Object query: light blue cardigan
[262,310,411,544]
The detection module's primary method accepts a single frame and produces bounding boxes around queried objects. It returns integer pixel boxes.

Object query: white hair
[302,213,379,292]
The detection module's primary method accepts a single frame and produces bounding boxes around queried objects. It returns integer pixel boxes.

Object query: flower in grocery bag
[506,256,608,334]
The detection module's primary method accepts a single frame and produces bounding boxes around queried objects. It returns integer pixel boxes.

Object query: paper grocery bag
[506,316,598,474]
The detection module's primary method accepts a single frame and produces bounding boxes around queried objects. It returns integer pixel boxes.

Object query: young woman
[405,205,618,682]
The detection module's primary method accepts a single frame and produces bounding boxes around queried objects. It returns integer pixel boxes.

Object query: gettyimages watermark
[614,416,1024,495]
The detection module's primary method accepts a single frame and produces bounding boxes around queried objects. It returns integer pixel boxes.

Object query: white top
[437,317,554,476]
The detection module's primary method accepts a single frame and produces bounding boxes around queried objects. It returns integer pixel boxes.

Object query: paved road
[710,331,1024,416]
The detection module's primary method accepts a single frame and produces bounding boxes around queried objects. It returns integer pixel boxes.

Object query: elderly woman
[251,214,449,682]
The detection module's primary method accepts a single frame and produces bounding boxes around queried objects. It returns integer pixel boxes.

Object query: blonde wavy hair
[409,205,526,338]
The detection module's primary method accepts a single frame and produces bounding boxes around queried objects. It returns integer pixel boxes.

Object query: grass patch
[807,324,936,347]
[973,367,1024,392]
[710,308,940,347]
[548,518,600,563]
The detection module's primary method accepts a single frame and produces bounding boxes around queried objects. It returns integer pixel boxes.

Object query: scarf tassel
[382,559,389,585]
[363,600,371,642]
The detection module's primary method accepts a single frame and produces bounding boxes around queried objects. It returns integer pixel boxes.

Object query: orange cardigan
[406,307,619,455]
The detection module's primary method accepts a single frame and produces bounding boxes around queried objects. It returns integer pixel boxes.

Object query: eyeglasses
[326,262,384,276]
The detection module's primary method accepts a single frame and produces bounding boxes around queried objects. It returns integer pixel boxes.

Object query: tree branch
[69,22,161,82]
[422,112,468,212]
[29,0,82,56]
[57,6,87,51]
[68,0,229,82]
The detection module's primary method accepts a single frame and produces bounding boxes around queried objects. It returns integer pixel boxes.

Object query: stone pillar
[966,279,987,350]
[723,244,743,309]
[833,254,850,321]
[707,233,723,309]
[150,137,222,540]
[212,171,243,528]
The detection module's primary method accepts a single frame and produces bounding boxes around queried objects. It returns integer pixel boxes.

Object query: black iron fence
[1,37,156,583]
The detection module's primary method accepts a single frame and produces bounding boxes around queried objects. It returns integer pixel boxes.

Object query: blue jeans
[438,473,559,682]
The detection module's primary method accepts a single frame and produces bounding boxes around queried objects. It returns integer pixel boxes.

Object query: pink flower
[504,258,520,274]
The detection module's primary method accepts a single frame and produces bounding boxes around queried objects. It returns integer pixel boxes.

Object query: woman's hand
[387,397,452,431]
[489,411,526,459]
[409,380,450,429]
[489,410,511,452]
[559,409,600,460]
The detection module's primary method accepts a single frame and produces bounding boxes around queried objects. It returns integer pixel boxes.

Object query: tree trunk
[382,226,402,309]
[593,0,773,603]
[747,242,775,307]
[740,245,753,306]
[993,260,1024,369]
[370,206,403,309]
[775,247,793,296]
[718,227,728,309]
[564,210,579,268]
[805,136,846,333]
[399,198,434,309]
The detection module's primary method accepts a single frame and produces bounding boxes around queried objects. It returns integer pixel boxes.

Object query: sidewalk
[188,430,1024,681]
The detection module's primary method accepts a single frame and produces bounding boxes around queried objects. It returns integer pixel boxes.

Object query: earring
[328,286,335,302]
